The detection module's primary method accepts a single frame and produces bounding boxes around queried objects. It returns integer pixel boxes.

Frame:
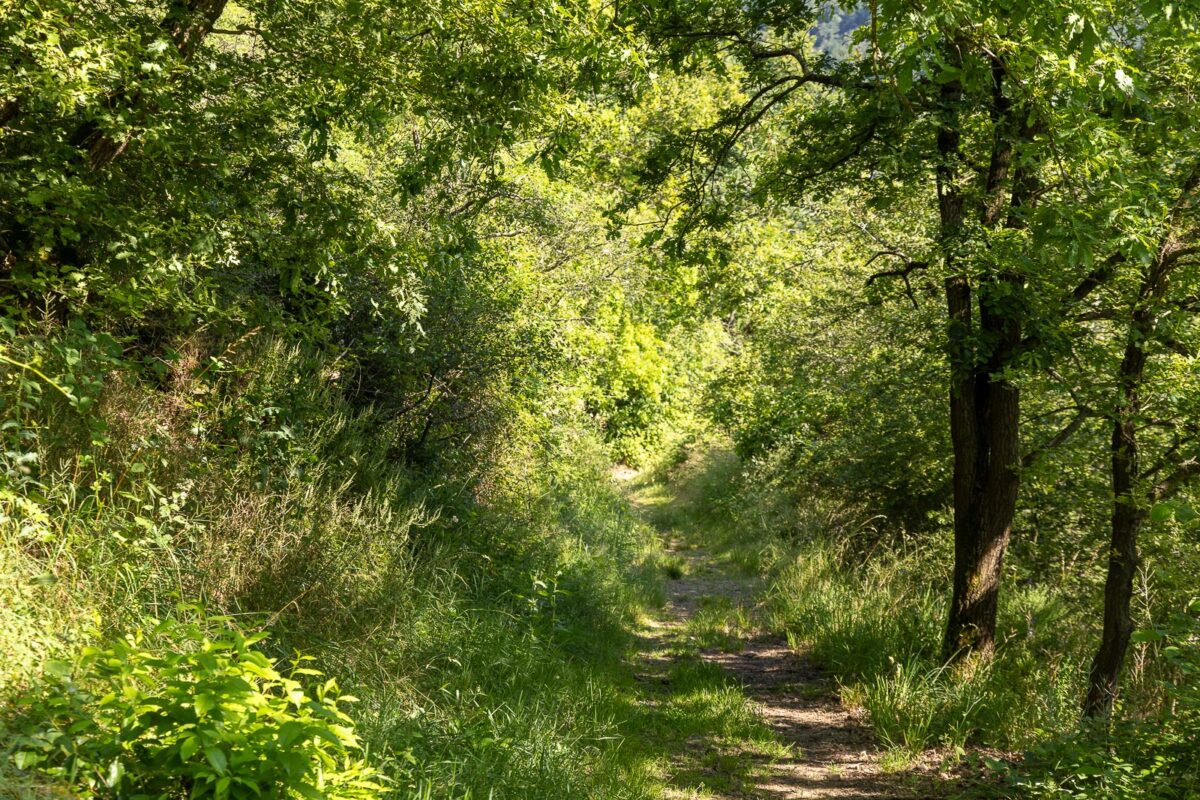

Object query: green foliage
[0,318,122,460]
[8,610,383,799]
[583,310,676,463]
[0,0,643,349]
[1008,603,1200,799]
[704,203,952,534]
[3,0,1200,798]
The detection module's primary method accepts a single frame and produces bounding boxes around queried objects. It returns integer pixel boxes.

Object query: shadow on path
[631,518,930,799]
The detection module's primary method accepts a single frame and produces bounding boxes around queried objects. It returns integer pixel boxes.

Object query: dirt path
[636,536,923,799]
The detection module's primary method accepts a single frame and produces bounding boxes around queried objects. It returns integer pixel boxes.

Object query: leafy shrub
[7,610,384,800]
[582,309,679,465]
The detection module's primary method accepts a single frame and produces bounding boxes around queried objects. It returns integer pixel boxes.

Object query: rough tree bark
[939,51,1027,662]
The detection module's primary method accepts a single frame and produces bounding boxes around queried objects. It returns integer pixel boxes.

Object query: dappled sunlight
[2,1,1197,798]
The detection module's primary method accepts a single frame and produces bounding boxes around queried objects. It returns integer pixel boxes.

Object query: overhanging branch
[1022,408,1096,469]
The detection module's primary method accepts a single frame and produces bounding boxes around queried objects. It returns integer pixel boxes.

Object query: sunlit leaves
[11,609,384,798]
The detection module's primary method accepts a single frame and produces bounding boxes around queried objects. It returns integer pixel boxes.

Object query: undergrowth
[0,333,672,799]
[656,438,1200,798]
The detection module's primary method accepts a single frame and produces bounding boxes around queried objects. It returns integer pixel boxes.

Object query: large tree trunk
[942,286,1022,660]
[938,53,1025,661]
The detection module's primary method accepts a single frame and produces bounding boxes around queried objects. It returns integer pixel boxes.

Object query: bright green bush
[582,310,678,465]
[7,610,384,800]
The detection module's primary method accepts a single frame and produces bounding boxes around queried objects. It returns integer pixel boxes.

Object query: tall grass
[764,542,1087,752]
[659,440,1091,757]
[0,335,668,798]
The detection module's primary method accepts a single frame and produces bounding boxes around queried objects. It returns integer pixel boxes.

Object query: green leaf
[44,659,72,678]
[1114,68,1134,94]
[204,746,228,774]
[106,758,125,788]
[195,693,216,716]
[180,734,201,761]
[1150,503,1176,523]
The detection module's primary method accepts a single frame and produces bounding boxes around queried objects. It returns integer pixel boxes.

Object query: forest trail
[626,480,926,799]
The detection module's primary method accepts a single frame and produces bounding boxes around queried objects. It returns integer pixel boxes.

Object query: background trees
[619,0,1200,695]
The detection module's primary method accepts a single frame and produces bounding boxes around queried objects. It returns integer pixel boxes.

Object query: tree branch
[1153,459,1200,501]
[1071,252,1125,302]
[658,28,872,88]
[1022,409,1095,469]
[864,253,930,309]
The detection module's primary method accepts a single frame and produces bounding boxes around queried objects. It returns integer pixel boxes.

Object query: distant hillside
[812,5,869,59]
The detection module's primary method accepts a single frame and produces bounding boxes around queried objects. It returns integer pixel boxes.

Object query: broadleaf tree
[618,0,1200,680]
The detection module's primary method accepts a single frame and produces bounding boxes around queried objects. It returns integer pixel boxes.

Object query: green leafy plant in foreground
[7,610,384,800]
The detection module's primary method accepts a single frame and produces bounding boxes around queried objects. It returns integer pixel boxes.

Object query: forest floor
[623,473,948,799]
